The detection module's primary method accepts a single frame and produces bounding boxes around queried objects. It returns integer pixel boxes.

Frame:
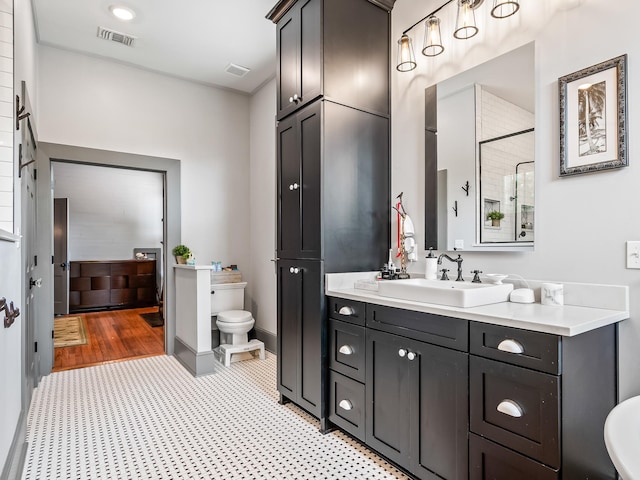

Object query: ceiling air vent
[97,26,136,47]
[225,63,250,77]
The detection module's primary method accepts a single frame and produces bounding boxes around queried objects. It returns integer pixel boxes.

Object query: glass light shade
[491,0,520,18]
[422,16,444,57]
[454,0,479,40]
[396,34,417,72]
[109,5,135,21]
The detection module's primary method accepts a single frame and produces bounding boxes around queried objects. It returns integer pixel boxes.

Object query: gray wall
[52,162,164,261]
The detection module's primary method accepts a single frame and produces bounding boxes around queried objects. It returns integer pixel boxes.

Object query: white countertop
[326,273,629,337]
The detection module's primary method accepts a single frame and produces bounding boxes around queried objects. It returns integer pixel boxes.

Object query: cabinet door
[276,259,324,418]
[410,338,468,480]
[277,259,299,400]
[276,0,322,120]
[276,5,300,119]
[277,102,322,260]
[365,329,412,467]
[297,259,323,417]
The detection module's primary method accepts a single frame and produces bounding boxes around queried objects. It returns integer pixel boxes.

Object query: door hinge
[52,256,55,264]
[34,341,37,352]
[34,255,37,266]
[51,330,54,339]
[34,168,37,180]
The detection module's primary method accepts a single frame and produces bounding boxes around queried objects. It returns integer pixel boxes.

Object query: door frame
[36,143,181,376]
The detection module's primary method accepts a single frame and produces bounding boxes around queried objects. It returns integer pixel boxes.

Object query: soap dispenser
[425,247,438,280]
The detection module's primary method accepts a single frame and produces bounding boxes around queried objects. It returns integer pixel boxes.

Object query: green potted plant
[486,210,505,227]
[172,244,191,264]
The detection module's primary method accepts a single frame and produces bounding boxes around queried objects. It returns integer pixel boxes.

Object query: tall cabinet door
[365,329,412,467]
[277,259,324,418]
[277,101,322,260]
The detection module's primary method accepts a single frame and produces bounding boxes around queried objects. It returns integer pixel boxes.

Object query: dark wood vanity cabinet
[326,296,618,479]
[69,259,156,312]
[469,322,617,479]
[272,0,392,121]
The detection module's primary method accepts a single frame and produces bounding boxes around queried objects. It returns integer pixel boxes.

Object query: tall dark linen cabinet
[268,0,394,428]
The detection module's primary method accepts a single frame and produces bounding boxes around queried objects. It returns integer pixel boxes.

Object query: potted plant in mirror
[172,245,191,264]
[486,210,505,227]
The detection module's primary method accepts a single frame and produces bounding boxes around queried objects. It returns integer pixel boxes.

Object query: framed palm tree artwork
[559,54,628,176]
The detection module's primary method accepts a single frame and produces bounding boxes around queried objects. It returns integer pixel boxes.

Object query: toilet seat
[217,310,252,324]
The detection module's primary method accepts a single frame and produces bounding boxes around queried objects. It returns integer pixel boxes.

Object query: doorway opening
[51,161,166,371]
[36,142,181,378]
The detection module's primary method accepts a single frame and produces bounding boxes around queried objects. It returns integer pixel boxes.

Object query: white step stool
[214,339,265,367]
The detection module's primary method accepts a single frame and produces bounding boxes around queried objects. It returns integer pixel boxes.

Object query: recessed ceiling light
[109,5,135,21]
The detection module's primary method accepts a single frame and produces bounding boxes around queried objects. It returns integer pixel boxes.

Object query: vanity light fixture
[454,0,479,39]
[491,0,520,18]
[396,34,417,72]
[109,5,136,21]
[422,16,444,57]
[397,0,525,72]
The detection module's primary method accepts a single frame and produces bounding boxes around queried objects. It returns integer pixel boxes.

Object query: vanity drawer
[470,322,560,374]
[469,434,559,480]
[328,297,365,326]
[329,319,365,383]
[366,303,468,351]
[470,356,560,468]
[329,370,366,441]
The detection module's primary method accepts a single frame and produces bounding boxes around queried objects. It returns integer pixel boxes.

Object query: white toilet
[211,281,265,366]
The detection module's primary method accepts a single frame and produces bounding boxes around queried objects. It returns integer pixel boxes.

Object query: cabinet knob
[497,399,524,418]
[338,306,354,316]
[407,351,416,361]
[289,267,300,274]
[288,96,294,103]
[338,345,354,355]
[497,339,525,354]
[289,182,299,191]
[338,399,353,411]
[398,348,407,358]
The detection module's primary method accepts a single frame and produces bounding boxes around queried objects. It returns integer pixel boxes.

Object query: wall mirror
[425,42,535,251]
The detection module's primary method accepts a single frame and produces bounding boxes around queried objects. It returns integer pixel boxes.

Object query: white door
[53,198,69,315]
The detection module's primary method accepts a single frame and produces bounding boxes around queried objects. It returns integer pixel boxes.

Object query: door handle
[60,262,69,270]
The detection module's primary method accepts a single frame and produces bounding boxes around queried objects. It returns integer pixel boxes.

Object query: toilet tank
[211,281,246,315]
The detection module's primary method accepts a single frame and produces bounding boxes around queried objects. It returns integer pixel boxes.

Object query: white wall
[52,162,163,261]
[37,45,251,272]
[392,0,640,400]
[248,78,277,335]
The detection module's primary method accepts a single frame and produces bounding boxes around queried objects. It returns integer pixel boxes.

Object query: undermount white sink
[377,278,514,308]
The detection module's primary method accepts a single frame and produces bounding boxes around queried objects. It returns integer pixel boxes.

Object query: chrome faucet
[437,253,464,281]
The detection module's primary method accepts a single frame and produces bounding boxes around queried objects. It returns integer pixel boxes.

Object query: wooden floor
[53,306,165,372]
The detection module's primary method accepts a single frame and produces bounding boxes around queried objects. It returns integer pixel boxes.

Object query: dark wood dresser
[69,259,157,312]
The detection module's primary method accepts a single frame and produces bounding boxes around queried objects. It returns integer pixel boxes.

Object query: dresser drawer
[470,356,560,468]
[470,322,560,374]
[366,303,468,351]
[329,371,365,441]
[469,434,559,480]
[328,297,365,326]
[329,319,365,383]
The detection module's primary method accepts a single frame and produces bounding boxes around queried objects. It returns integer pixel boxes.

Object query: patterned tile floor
[23,353,409,479]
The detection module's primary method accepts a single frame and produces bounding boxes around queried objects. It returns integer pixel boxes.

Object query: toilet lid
[217,310,252,324]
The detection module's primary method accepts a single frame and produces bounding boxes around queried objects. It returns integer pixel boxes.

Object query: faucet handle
[471,270,483,283]
[440,268,449,281]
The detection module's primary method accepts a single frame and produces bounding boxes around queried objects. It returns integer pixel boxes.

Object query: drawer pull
[497,339,525,354]
[338,306,355,316]
[497,400,524,418]
[338,345,354,355]
[338,399,353,411]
